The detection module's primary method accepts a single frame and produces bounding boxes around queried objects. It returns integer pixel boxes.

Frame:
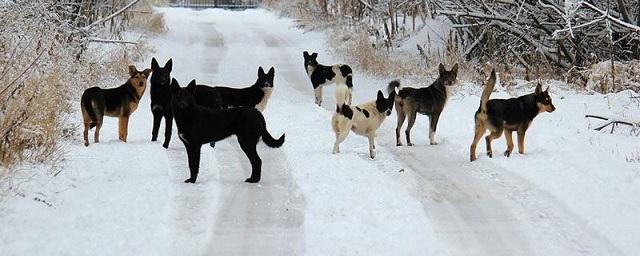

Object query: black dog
[170,79,285,183]
[303,51,353,106]
[150,57,224,148]
[207,66,275,112]
[150,57,174,148]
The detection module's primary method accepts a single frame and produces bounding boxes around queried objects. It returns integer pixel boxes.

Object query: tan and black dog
[389,63,458,146]
[81,65,152,146]
[332,82,396,159]
[470,69,556,161]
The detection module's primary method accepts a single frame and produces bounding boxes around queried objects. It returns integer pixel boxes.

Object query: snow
[2,7,640,256]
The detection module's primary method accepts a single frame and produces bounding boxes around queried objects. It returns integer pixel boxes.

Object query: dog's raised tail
[335,83,350,107]
[480,69,496,113]
[387,80,401,95]
[262,130,285,148]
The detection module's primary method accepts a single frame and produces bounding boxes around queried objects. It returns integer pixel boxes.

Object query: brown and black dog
[389,63,458,146]
[81,65,152,146]
[470,69,556,161]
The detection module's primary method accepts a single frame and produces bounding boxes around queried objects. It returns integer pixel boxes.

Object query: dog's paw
[369,150,376,159]
[396,142,403,146]
[245,177,260,183]
[470,155,477,162]
[84,142,89,147]
[504,150,512,157]
[430,141,439,145]
[162,143,169,149]
[518,150,525,154]
[184,178,196,183]
[487,151,493,158]
[407,142,414,146]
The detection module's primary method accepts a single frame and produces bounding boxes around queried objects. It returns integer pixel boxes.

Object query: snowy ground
[1,7,640,256]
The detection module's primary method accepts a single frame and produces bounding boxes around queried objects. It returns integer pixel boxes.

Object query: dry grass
[0,0,163,195]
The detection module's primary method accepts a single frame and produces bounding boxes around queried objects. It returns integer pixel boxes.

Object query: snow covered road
[2,7,639,256]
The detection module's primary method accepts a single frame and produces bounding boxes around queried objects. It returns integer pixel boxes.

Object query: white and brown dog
[331,81,397,159]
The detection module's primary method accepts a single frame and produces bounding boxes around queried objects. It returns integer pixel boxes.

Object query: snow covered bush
[0,0,163,191]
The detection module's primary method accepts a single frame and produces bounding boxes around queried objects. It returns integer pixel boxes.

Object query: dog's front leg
[314,86,323,106]
[517,129,526,154]
[367,134,376,159]
[185,145,201,183]
[118,116,129,142]
[504,130,514,157]
[162,112,173,148]
[151,108,163,141]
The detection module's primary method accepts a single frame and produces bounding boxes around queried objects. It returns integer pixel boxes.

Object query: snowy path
[2,7,639,256]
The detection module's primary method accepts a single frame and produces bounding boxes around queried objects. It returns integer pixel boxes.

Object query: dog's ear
[128,65,138,77]
[388,90,396,100]
[165,59,173,72]
[187,79,196,94]
[451,63,459,74]
[258,66,265,77]
[535,83,543,94]
[438,63,446,74]
[544,86,550,94]
[151,58,159,71]
[311,52,318,59]
[268,67,275,77]
[303,51,309,58]
[170,78,180,93]
[377,90,384,100]
[143,68,152,77]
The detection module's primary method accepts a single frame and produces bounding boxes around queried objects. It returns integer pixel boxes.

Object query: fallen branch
[88,37,138,45]
[84,0,143,30]
[585,114,639,133]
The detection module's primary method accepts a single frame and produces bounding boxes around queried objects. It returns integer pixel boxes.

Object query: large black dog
[170,78,285,183]
[150,57,224,148]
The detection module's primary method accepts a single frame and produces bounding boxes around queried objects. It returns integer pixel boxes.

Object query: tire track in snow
[204,140,306,255]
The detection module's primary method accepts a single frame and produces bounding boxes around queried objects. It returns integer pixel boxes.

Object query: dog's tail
[387,80,401,96]
[479,69,496,113]
[81,90,98,129]
[262,129,285,148]
[335,83,350,107]
[335,103,354,120]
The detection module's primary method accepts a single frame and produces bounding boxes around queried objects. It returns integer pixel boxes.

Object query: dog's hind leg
[395,105,406,146]
[470,121,485,162]
[238,135,262,183]
[151,108,163,141]
[184,145,202,183]
[485,130,502,158]
[332,129,349,154]
[83,122,90,147]
[504,130,515,157]
[94,118,103,144]
[162,112,173,148]
[347,87,353,105]
[429,113,441,145]
[405,110,417,146]
[314,86,323,106]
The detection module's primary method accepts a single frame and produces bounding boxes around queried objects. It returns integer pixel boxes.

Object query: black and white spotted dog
[303,51,353,106]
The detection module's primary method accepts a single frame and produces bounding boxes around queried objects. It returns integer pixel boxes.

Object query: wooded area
[294,0,639,72]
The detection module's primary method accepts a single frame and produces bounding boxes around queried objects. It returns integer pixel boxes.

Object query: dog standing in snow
[303,51,353,106]
[469,69,556,162]
[389,63,458,146]
[332,81,397,159]
[81,65,151,146]
[170,79,284,183]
